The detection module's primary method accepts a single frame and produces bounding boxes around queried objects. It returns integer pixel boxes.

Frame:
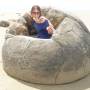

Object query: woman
[24,5,54,39]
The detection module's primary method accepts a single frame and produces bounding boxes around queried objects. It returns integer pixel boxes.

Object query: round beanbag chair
[2,7,90,85]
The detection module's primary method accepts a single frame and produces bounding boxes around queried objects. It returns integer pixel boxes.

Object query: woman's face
[31,8,40,19]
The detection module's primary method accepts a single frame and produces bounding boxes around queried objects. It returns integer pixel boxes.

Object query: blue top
[32,20,51,39]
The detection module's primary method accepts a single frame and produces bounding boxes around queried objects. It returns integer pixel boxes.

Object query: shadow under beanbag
[2,7,90,85]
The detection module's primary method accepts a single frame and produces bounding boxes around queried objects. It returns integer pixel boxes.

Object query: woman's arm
[33,16,55,34]
[46,19,55,34]
[40,16,55,34]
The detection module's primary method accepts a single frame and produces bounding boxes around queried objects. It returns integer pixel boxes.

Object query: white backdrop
[0,0,90,12]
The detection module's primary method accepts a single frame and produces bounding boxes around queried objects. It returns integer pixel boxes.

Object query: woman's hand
[32,16,46,23]
[47,25,54,34]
